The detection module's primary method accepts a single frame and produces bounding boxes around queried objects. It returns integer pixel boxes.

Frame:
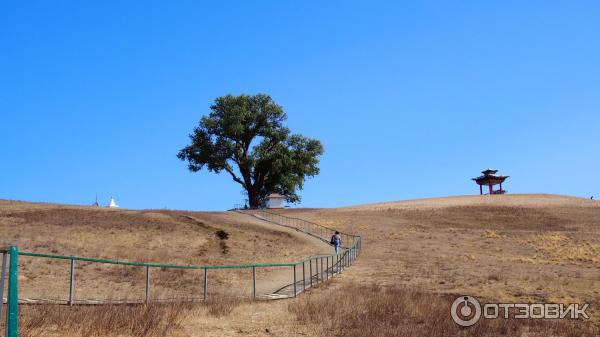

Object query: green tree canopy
[178,94,324,208]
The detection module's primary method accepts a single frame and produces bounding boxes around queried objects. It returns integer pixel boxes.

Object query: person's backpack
[330,235,335,245]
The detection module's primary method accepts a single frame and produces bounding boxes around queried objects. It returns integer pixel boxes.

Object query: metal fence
[246,209,360,250]
[1,246,18,337]
[1,211,361,336]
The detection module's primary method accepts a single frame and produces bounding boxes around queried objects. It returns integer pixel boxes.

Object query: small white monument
[266,193,285,209]
[108,196,119,208]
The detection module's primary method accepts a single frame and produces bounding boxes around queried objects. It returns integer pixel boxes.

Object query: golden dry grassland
[2,194,600,336]
[0,200,326,302]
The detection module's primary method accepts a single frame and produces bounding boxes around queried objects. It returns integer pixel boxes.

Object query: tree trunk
[247,188,260,209]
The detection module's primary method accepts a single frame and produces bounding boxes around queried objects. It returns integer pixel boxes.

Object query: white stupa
[108,196,119,208]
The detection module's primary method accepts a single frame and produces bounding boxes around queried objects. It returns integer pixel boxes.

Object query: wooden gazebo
[472,169,509,195]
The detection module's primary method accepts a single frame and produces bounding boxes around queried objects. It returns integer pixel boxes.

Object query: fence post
[326,256,329,280]
[293,265,297,297]
[349,249,352,265]
[315,257,319,283]
[69,259,76,306]
[347,249,350,266]
[0,252,6,321]
[252,266,256,299]
[320,257,324,281]
[6,246,19,337]
[309,259,313,288]
[203,268,208,301]
[145,266,150,304]
[302,261,306,291]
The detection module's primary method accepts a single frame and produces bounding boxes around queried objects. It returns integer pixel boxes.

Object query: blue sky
[1,1,599,210]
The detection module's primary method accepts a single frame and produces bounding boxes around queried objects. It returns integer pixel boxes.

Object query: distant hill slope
[280,194,600,309]
[341,193,599,210]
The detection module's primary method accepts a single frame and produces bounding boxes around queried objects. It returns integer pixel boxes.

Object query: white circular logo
[451,295,482,327]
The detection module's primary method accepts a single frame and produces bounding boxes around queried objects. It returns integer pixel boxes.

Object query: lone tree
[178,94,323,209]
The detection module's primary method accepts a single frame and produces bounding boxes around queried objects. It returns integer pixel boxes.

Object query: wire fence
[1,210,361,318]
[246,209,360,250]
[1,210,360,337]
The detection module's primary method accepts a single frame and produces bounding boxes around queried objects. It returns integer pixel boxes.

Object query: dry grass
[15,298,247,337]
[0,200,326,301]
[3,194,600,336]
[19,303,190,337]
[528,233,600,267]
[281,194,600,308]
[205,296,246,317]
[289,283,599,337]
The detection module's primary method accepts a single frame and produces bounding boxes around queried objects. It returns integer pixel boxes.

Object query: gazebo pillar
[499,182,503,192]
[479,185,483,195]
[488,183,493,195]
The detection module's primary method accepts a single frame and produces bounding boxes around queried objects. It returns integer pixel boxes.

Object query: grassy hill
[285,194,600,302]
[0,200,327,302]
[3,194,599,337]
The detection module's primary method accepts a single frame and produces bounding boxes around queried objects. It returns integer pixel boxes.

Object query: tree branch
[224,165,245,187]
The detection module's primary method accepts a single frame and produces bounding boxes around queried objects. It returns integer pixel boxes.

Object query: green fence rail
[1,211,361,337]
[19,252,300,269]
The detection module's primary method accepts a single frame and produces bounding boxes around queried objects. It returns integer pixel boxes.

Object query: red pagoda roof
[472,168,509,186]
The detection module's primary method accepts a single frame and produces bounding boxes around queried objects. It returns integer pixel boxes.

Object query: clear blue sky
[1,1,599,210]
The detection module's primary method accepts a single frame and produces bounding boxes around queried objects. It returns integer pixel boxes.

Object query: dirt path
[227,211,334,297]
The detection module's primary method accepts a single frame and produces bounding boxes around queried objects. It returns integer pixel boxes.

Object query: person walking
[330,231,342,254]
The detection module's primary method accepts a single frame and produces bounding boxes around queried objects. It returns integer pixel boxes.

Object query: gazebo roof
[267,193,286,199]
[472,169,509,185]
[481,168,498,174]
[473,168,508,184]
